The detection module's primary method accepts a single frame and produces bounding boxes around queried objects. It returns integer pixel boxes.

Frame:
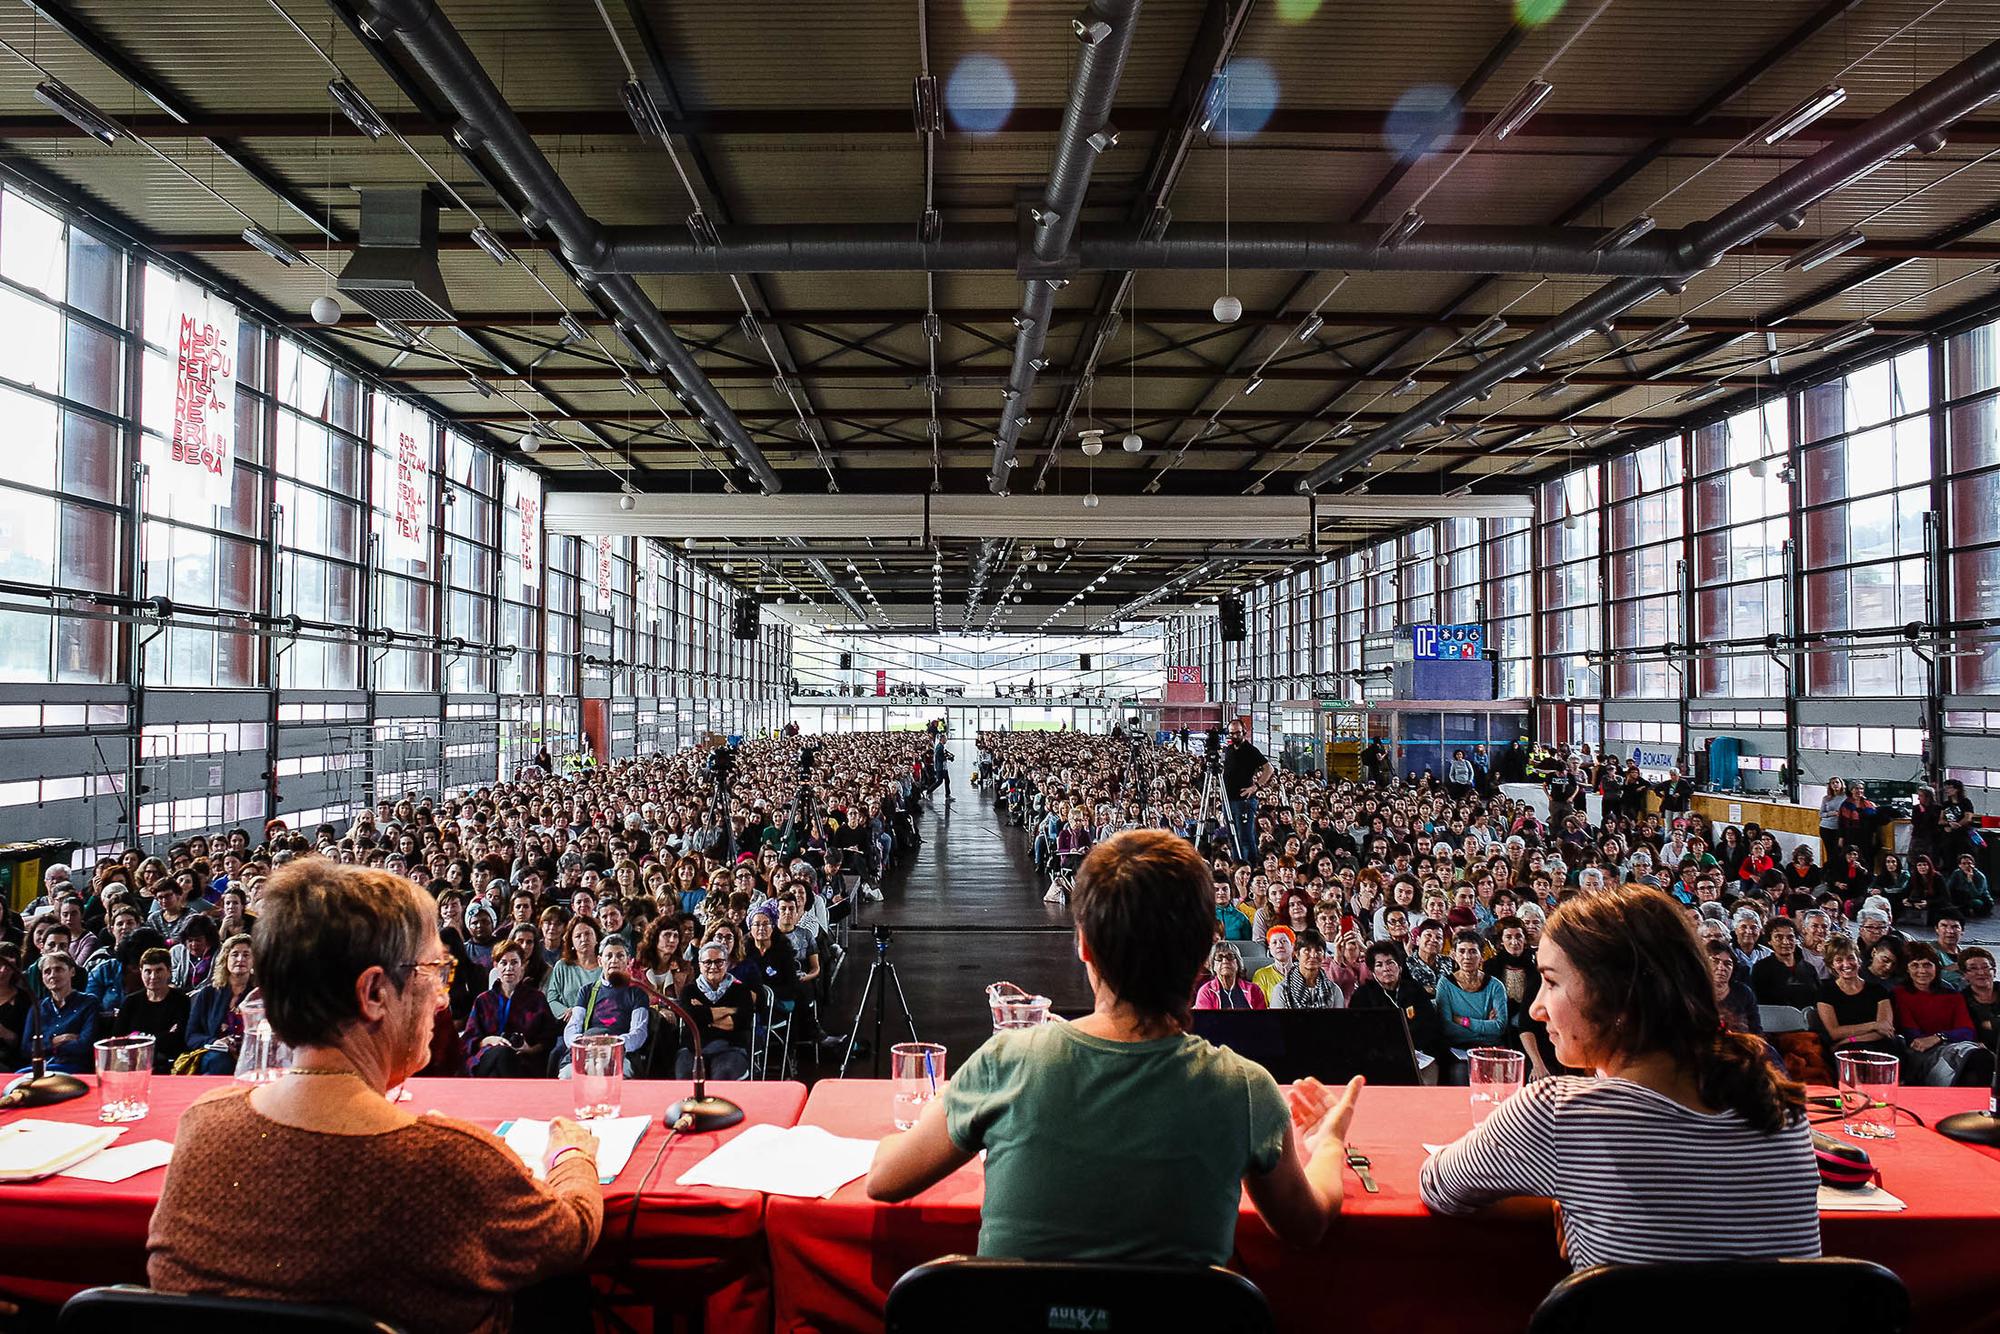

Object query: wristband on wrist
[548,1144,595,1173]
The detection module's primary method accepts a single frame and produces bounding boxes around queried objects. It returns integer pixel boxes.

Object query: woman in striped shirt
[1420,884,1818,1268]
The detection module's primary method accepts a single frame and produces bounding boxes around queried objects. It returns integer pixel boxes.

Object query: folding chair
[885,1256,1272,1334]
[61,1287,403,1333]
[752,985,795,1081]
[1529,1259,1907,1334]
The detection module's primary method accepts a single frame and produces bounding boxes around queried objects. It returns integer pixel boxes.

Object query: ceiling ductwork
[989,0,1143,495]
[591,221,1694,278]
[336,188,454,322]
[352,0,782,494]
[1300,33,2000,495]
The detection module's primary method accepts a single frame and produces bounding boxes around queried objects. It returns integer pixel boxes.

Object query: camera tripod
[1197,752,1245,862]
[840,925,919,1078]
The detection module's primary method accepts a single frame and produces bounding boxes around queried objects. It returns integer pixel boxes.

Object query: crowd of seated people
[977,730,1996,1089]
[0,730,949,1081]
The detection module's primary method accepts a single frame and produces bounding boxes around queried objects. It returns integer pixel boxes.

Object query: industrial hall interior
[0,1,1998,1333]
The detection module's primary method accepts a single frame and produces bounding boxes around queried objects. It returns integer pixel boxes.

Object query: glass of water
[890,1042,947,1130]
[570,1034,624,1120]
[1836,1050,1899,1140]
[95,1036,154,1123]
[1467,1047,1525,1122]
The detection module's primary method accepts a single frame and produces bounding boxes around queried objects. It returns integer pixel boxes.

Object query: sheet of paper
[499,1116,650,1185]
[1817,1182,1906,1212]
[59,1139,175,1183]
[0,1121,123,1182]
[675,1123,878,1199]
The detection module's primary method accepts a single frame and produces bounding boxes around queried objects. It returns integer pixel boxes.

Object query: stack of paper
[1817,1182,1907,1212]
[59,1139,175,1183]
[498,1116,651,1185]
[675,1123,878,1199]
[0,1121,123,1183]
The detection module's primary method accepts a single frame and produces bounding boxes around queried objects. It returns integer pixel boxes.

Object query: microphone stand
[604,971,743,1132]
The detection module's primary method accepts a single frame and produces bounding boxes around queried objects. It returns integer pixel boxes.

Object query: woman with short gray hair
[149,859,603,1334]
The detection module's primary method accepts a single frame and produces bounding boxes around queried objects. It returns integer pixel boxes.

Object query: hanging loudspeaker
[1219,594,1247,643]
[839,651,853,670]
[1079,653,1093,672]
[732,595,761,640]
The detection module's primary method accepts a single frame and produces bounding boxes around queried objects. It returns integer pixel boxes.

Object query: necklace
[287,1066,365,1079]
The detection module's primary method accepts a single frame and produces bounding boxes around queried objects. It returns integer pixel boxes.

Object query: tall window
[0,189,126,683]
[1484,516,1533,698]
[1940,323,2000,694]
[1690,400,1789,697]
[1438,518,1482,625]
[273,338,365,690]
[1606,438,1685,699]
[1799,347,1931,695]
[1537,465,1601,699]
[442,431,497,695]
[369,398,438,692]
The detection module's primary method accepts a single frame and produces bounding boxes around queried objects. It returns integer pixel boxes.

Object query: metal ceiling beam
[14,106,1998,143]
[1239,0,1873,487]
[19,0,338,241]
[353,0,782,493]
[1301,35,2000,493]
[386,362,1730,388]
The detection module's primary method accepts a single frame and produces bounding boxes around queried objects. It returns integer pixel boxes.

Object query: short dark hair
[1904,940,1940,966]
[139,947,171,969]
[1294,928,1328,954]
[252,860,429,1047]
[1072,830,1214,1030]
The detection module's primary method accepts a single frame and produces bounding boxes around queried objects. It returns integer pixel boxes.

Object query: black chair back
[885,1255,1273,1334]
[61,1286,403,1332]
[1529,1259,1908,1334]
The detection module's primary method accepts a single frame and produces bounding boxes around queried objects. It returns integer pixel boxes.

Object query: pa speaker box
[1219,594,1247,644]
[731,595,761,641]
[839,651,853,671]
[1078,653,1093,672]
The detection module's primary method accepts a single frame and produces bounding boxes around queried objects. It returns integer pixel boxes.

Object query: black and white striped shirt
[1419,1076,1820,1269]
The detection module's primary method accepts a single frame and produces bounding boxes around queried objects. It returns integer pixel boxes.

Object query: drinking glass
[94,1036,154,1123]
[1837,1050,1899,1140]
[570,1034,624,1120]
[1467,1047,1525,1121]
[890,1042,947,1130]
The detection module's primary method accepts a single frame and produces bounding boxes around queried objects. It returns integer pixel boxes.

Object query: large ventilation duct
[353,0,782,494]
[1300,35,2000,495]
[593,221,1693,278]
[988,0,1143,495]
[337,188,454,322]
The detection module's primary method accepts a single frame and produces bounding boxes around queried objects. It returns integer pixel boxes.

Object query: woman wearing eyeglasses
[150,861,603,1333]
[184,934,256,1075]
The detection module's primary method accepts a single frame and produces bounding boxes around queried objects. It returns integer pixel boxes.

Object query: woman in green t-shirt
[867,829,1362,1265]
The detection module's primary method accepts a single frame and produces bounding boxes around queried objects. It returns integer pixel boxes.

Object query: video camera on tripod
[705,742,737,795]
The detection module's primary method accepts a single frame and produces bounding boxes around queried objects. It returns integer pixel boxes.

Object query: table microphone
[603,971,744,1132]
[1,1047,88,1111]
[1937,1033,2000,1149]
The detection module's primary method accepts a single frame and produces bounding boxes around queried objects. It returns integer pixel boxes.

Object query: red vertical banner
[157,275,237,506]
[875,669,887,697]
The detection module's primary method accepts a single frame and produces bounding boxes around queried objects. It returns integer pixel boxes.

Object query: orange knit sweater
[147,1086,603,1334]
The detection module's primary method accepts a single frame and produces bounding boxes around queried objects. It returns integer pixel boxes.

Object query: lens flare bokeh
[1276,0,1324,20]
[1383,84,1462,161]
[946,54,1016,135]
[1206,58,1280,140]
[1514,0,1566,26]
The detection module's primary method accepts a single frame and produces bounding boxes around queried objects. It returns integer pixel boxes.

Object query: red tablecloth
[768,1081,2000,1334]
[0,1075,806,1329]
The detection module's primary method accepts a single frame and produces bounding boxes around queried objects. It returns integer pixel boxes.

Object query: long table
[767,1081,2000,1334]
[0,1076,807,1329]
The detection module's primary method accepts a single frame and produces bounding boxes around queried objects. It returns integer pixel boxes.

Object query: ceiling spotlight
[33,79,121,145]
[1212,294,1243,323]
[1244,376,1264,395]
[1073,12,1113,44]
[1469,315,1509,347]
[1596,215,1658,252]
[557,315,590,345]
[1394,376,1419,396]
[241,225,303,267]
[1489,79,1554,142]
[466,376,494,399]
[1786,228,1866,272]
[1087,127,1120,153]
[469,226,517,266]
[1377,208,1425,251]
[1297,314,1324,342]
[621,76,671,144]
[1121,432,1143,453]
[1758,84,1846,145]
[327,77,390,139]
[310,295,343,325]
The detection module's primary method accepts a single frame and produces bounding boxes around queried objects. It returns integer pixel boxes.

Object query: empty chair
[885,1256,1274,1334]
[1528,1259,1908,1334]
[1757,1004,1811,1034]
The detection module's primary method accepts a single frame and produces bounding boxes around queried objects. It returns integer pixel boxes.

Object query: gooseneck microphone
[1,1044,88,1111]
[603,971,744,1131]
